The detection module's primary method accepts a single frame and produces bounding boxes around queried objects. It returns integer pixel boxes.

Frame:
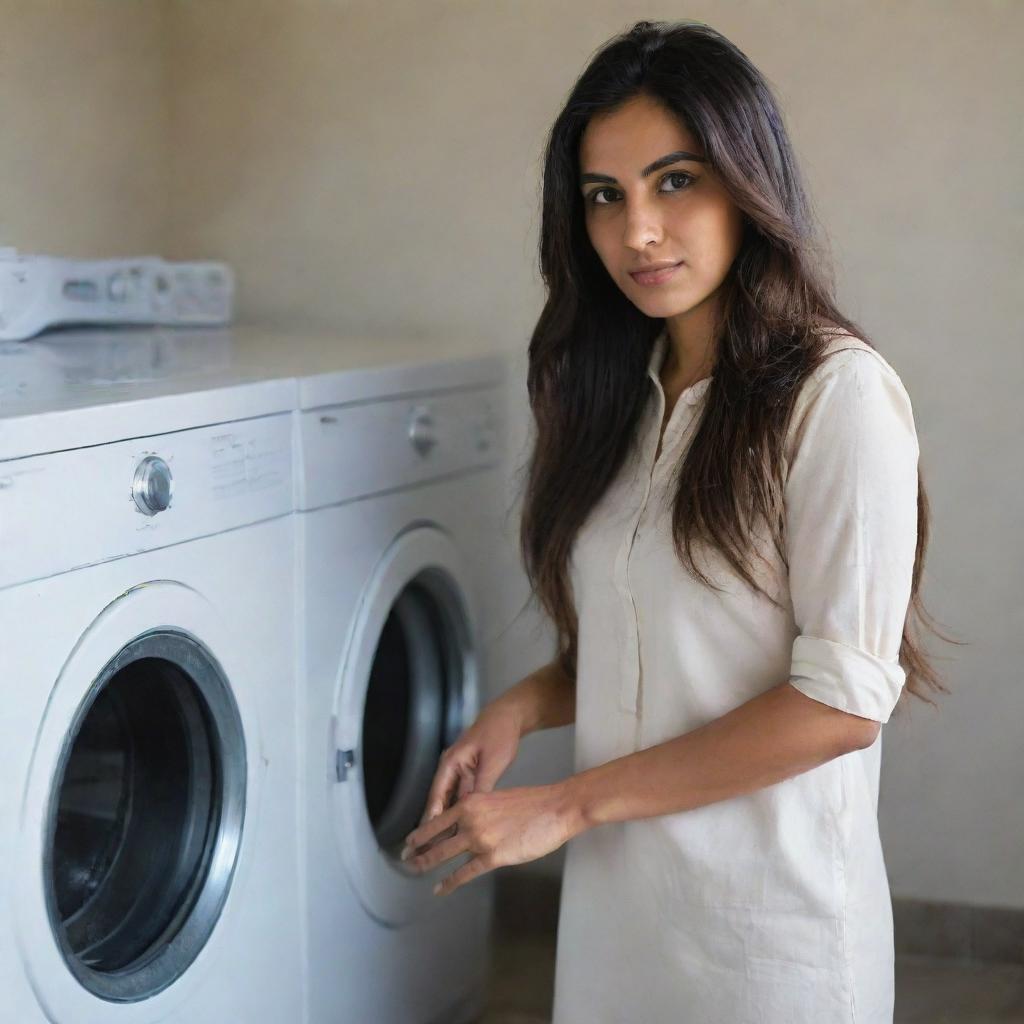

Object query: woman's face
[578,93,745,323]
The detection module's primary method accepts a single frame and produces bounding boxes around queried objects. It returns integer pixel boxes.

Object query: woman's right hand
[416,697,523,833]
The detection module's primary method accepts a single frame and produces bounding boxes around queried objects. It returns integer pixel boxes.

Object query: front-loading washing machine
[0,329,304,1023]
[294,349,509,1024]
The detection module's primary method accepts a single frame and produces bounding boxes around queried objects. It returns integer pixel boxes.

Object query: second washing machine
[293,348,508,1024]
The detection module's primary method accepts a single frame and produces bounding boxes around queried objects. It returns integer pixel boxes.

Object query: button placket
[617,385,664,715]
[618,374,710,717]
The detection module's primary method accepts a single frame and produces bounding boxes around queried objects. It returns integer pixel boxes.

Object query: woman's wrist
[486,661,575,739]
[554,775,591,842]
[483,687,531,738]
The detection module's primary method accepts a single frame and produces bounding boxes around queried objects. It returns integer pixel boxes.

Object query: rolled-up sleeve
[784,350,920,724]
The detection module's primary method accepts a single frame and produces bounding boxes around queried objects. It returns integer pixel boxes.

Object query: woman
[399,20,951,1023]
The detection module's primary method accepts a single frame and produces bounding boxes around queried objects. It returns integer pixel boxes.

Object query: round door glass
[361,576,465,854]
[46,630,245,1002]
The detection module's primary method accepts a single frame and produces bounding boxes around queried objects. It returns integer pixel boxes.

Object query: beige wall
[163,0,547,340]
[4,1,1021,910]
[0,0,168,254]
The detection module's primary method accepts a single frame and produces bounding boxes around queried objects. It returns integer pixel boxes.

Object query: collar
[646,326,669,381]
[646,326,713,406]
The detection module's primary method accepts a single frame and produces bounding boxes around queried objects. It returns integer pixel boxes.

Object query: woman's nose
[621,204,665,251]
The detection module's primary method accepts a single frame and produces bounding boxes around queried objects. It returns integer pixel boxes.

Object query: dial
[408,405,437,456]
[132,456,173,516]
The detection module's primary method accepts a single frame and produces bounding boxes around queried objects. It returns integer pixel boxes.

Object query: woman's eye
[663,171,694,191]
[586,171,694,206]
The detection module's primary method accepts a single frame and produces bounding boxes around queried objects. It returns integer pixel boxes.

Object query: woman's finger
[455,762,476,800]
[408,829,472,874]
[420,757,459,825]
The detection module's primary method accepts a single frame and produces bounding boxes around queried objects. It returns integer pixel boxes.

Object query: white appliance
[294,352,508,1024]
[0,250,234,341]
[0,328,303,1022]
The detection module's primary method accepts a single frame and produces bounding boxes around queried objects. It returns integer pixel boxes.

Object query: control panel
[297,384,505,511]
[0,414,292,589]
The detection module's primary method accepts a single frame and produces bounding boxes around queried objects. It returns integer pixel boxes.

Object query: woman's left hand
[400,781,585,897]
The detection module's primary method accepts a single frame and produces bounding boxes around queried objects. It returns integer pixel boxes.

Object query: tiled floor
[476,926,1024,1023]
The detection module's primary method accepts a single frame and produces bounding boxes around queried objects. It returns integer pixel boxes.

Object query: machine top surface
[0,324,506,460]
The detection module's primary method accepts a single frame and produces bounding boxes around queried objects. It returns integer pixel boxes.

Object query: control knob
[132,455,173,516]
[408,405,437,456]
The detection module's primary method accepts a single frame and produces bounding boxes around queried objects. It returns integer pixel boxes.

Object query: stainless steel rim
[43,628,246,1002]
[363,568,469,852]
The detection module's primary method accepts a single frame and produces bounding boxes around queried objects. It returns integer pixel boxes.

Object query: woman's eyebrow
[580,150,706,186]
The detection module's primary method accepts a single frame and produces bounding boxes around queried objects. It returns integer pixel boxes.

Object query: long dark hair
[515,20,958,715]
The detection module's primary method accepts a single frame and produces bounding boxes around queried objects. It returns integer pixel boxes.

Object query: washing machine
[294,348,509,1024]
[0,328,304,1023]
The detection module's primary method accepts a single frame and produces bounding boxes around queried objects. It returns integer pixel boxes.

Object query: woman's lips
[629,261,684,285]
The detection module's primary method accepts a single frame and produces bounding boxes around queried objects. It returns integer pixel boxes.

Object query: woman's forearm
[561,680,880,834]
[489,657,576,737]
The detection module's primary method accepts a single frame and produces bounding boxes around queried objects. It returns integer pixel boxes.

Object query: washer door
[14,582,253,1020]
[332,525,480,926]
[46,630,246,1002]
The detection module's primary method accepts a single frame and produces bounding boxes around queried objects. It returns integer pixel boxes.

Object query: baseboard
[893,896,1024,965]
[494,871,1024,966]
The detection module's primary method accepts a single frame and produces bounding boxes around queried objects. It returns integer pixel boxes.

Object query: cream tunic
[551,327,919,1024]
